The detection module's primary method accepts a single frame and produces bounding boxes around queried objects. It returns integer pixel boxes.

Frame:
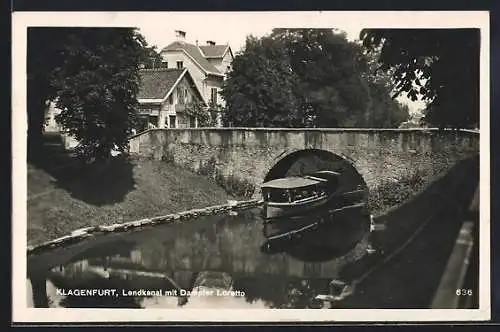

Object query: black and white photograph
[13,11,490,322]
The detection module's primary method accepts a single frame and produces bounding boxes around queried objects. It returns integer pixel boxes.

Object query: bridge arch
[264,149,368,195]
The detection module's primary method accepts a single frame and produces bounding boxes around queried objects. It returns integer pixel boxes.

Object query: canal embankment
[335,155,479,308]
[28,149,239,247]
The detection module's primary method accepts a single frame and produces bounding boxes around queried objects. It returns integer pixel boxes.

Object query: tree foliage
[221,29,409,128]
[27,27,148,161]
[139,44,167,69]
[360,29,480,128]
[184,102,220,127]
[221,36,302,127]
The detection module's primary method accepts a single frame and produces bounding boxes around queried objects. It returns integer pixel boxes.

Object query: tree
[271,29,371,127]
[27,28,69,156]
[221,36,302,127]
[221,29,409,128]
[361,48,410,127]
[139,44,167,69]
[184,101,219,127]
[360,29,480,128]
[27,27,148,161]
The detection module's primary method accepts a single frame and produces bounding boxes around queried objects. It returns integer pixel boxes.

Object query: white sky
[134,12,364,53]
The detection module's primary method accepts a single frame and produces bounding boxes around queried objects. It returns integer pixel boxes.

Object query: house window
[177,61,183,69]
[211,88,218,105]
[169,115,177,128]
[177,87,189,105]
[178,88,185,105]
[164,61,168,68]
[148,115,158,128]
[169,94,173,105]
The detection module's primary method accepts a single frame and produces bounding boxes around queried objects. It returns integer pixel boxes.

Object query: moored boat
[260,170,341,220]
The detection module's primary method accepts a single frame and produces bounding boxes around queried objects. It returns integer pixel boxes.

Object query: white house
[136,67,206,130]
[160,30,234,109]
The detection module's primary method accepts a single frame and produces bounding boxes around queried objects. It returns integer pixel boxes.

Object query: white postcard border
[12,10,491,323]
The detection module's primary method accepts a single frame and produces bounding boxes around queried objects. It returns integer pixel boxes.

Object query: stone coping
[27,199,262,257]
[128,127,479,140]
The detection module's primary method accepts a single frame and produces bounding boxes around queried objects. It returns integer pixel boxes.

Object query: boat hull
[261,186,368,221]
[261,195,330,220]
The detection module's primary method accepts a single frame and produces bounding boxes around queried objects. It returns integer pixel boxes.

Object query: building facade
[136,68,206,131]
[159,30,234,109]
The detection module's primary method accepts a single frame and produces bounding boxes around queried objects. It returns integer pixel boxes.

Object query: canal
[26,154,479,310]
[27,203,373,309]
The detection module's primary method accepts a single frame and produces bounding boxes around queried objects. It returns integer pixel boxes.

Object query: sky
[133,12,365,53]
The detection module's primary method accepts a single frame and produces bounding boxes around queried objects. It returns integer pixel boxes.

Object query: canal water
[27,205,372,309]
[26,154,480,310]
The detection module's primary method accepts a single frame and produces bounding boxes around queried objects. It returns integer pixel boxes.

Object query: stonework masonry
[128,128,479,199]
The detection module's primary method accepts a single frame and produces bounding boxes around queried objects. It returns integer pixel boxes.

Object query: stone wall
[128,128,479,199]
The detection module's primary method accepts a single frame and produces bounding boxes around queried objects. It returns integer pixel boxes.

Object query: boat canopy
[261,176,322,189]
[315,170,341,176]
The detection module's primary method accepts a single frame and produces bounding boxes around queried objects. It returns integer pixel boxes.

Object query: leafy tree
[221,36,302,127]
[27,27,148,161]
[184,101,219,127]
[221,29,409,128]
[139,44,167,69]
[27,28,69,156]
[271,28,371,127]
[360,48,410,127]
[360,29,480,128]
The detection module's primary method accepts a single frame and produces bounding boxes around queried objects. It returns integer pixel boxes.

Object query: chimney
[175,30,186,41]
[206,40,216,46]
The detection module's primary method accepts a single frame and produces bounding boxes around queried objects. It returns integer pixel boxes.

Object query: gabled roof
[198,45,231,59]
[161,41,224,76]
[137,68,205,105]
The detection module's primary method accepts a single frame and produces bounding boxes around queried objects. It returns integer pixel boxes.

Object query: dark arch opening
[264,149,368,195]
[261,149,372,258]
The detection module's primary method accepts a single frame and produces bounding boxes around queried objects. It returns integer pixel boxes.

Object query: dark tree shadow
[29,134,136,205]
[51,157,136,206]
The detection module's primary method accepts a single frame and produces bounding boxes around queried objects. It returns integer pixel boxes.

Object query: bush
[369,170,426,214]
[195,157,255,198]
[214,170,255,198]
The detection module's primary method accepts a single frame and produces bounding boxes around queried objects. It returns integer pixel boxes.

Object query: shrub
[215,170,255,198]
[369,170,426,214]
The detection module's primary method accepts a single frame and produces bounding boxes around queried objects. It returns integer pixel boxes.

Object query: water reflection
[28,205,372,309]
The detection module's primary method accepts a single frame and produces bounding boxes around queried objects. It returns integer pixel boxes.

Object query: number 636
[456,289,473,296]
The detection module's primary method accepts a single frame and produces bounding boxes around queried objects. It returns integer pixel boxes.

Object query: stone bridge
[128,128,479,200]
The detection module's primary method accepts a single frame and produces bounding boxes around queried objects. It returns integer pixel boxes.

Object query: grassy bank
[368,170,427,216]
[28,157,235,247]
